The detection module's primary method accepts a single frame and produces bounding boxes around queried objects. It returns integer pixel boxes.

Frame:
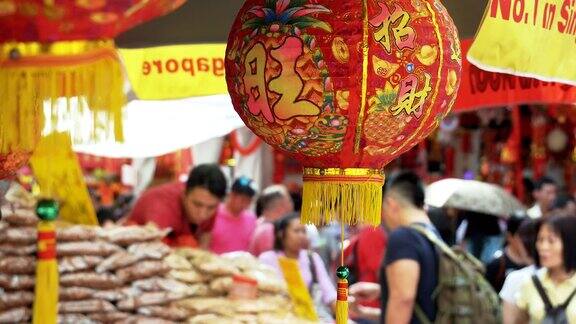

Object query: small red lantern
[226,0,461,226]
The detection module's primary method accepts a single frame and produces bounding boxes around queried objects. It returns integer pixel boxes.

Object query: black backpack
[532,274,576,324]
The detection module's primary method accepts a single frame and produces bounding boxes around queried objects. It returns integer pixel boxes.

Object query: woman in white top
[500,218,542,324]
[514,216,576,323]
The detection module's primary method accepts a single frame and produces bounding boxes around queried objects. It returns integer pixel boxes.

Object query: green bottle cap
[36,199,59,221]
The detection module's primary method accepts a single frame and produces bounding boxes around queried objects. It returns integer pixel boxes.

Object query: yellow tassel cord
[33,220,58,324]
[0,40,125,155]
[301,168,385,226]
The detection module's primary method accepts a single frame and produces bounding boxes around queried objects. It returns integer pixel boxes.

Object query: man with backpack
[350,172,439,323]
[350,172,500,323]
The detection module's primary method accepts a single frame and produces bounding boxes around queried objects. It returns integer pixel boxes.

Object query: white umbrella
[425,178,525,217]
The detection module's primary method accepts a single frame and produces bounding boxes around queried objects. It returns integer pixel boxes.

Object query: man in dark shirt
[484,215,530,292]
[350,172,439,323]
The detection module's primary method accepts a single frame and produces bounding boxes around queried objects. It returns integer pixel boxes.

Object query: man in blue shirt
[350,172,439,323]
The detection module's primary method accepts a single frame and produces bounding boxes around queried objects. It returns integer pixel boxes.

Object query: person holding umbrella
[426,178,526,262]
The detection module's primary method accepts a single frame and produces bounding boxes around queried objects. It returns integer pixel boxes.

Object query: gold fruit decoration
[372,55,400,78]
[336,90,350,110]
[445,69,457,96]
[76,0,107,10]
[415,45,438,66]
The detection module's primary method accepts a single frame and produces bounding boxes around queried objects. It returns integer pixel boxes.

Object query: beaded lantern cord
[32,199,59,324]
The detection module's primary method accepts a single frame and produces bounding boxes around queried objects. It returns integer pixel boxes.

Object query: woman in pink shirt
[209,177,258,254]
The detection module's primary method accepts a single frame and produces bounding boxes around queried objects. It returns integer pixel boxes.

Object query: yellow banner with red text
[119,44,227,100]
[468,0,576,85]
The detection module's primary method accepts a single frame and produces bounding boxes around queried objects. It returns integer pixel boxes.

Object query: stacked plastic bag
[0,207,195,324]
[168,248,315,324]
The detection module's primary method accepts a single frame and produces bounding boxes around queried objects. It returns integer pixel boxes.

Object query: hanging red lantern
[0,0,185,43]
[0,0,186,179]
[226,0,461,226]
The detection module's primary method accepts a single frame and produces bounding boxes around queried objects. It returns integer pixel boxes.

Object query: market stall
[0,197,309,324]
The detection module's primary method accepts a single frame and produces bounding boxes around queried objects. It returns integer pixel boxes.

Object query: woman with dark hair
[259,213,336,321]
[500,218,542,324]
[514,216,576,323]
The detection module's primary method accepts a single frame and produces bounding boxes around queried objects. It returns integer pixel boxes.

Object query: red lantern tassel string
[336,222,349,324]
[33,200,60,324]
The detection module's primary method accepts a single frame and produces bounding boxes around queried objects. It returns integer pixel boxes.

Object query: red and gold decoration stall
[0,0,186,179]
[225,0,461,322]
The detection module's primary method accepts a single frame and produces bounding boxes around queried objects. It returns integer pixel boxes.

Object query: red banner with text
[455,39,576,112]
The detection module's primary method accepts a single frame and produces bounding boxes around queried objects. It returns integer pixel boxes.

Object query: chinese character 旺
[370,1,416,53]
[242,37,320,123]
[390,73,432,118]
[268,37,320,120]
[243,43,275,123]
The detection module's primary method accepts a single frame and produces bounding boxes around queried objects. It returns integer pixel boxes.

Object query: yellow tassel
[301,168,384,226]
[0,40,125,156]
[30,132,99,225]
[33,221,59,324]
[336,278,349,324]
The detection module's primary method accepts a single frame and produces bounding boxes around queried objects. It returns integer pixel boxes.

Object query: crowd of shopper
[123,163,576,323]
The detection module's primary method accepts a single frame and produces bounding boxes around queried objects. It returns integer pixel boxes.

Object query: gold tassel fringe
[301,168,384,226]
[336,278,349,324]
[0,40,125,155]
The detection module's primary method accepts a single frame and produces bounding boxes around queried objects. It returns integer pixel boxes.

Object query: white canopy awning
[73,94,244,158]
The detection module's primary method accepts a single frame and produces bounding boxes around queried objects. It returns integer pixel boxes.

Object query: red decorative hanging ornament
[273,149,286,184]
[0,150,32,179]
[229,129,262,156]
[219,134,236,166]
[531,109,548,179]
[226,1,461,322]
[0,0,186,180]
[226,0,461,226]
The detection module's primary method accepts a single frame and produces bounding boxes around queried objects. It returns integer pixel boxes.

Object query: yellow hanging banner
[30,132,98,225]
[119,44,228,100]
[468,0,576,85]
[278,256,319,322]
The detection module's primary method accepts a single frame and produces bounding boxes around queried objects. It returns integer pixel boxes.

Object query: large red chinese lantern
[0,0,186,179]
[226,1,460,320]
[226,0,461,223]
